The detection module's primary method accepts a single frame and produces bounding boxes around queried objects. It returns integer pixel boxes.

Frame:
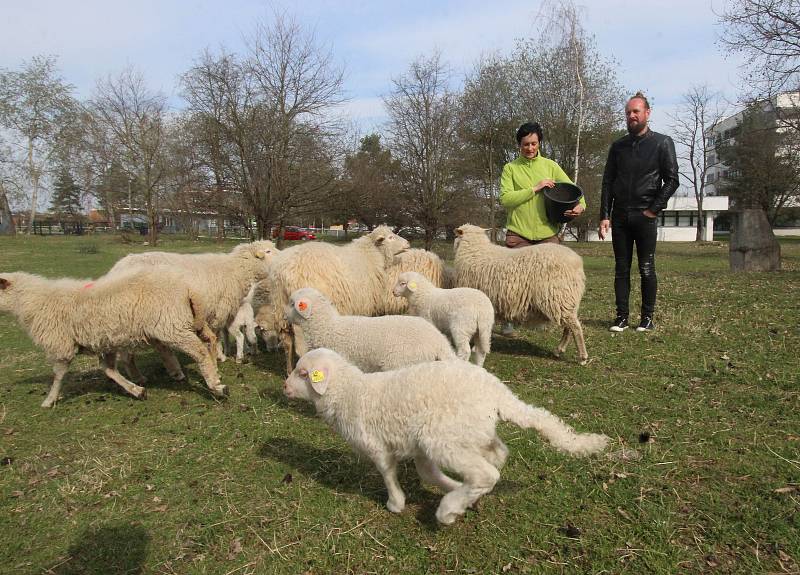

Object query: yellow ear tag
[409,281,417,289]
[310,370,325,383]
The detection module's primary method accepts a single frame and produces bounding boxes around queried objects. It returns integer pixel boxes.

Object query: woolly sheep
[393,271,494,366]
[284,348,608,525]
[379,248,456,315]
[0,270,226,407]
[108,240,277,362]
[285,287,456,372]
[263,226,410,372]
[454,224,589,364]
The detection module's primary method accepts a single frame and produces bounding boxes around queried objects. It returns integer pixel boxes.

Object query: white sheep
[454,224,589,364]
[225,282,259,363]
[108,240,277,362]
[284,348,608,525]
[393,271,494,366]
[0,270,226,407]
[285,287,456,372]
[379,248,456,315]
[263,226,410,372]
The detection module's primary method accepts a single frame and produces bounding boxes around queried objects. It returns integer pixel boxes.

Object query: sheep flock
[0,224,605,525]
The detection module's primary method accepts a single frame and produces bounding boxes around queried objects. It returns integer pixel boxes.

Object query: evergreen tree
[50,163,83,233]
[716,103,800,225]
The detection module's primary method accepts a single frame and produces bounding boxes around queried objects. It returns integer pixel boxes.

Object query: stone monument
[729,209,781,271]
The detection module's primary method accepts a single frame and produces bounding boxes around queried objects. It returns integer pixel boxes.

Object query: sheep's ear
[455,227,464,237]
[374,234,386,245]
[309,367,329,395]
[294,297,312,318]
[0,278,9,290]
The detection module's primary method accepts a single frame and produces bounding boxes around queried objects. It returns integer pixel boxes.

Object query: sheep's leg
[117,350,147,385]
[450,329,472,362]
[173,335,227,398]
[216,338,227,363]
[554,326,571,358]
[435,453,500,525]
[42,360,71,408]
[565,315,588,365]
[481,437,509,470]
[372,453,405,513]
[99,353,146,400]
[414,455,462,492]
[473,329,491,367]
[151,341,185,380]
[230,327,245,363]
[281,324,295,374]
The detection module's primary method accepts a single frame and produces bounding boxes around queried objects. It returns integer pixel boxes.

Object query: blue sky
[1,0,745,133]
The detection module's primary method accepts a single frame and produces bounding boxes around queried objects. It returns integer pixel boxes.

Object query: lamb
[225,282,259,363]
[393,271,494,366]
[285,287,456,372]
[283,348,608,525]
[453,224,589,364]
[379,248,456,315]
[108,240,277,362]
[263,226,410,372]
[0,270,226,407]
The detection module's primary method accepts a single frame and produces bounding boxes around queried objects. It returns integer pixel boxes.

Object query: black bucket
[543,183,583,223]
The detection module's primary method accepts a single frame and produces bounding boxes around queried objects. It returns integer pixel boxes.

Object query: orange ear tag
[298,301,308,311]
[310,370,324,383]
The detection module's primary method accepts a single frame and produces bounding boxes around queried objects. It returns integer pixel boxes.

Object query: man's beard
[627,120,647,135]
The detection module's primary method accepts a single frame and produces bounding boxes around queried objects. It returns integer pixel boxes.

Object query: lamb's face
[284,348,341,398]
[392,272,419,298]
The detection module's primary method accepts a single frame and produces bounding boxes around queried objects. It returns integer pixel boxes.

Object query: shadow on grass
[45,521,150,575]
[491,334,553,359]
[12,352,231,405]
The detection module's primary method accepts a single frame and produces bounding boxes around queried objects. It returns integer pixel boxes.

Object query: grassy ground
[0,233,798,575]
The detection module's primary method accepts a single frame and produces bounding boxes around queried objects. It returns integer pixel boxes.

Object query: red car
[273,226,317,241]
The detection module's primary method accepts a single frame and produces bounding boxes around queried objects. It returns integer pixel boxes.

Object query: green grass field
[1,234,798,574]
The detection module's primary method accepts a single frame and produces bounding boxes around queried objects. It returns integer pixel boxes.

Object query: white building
[585,195,729,242]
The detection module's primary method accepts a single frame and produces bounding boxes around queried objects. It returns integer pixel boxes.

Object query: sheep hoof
[435,510,459,525]
[579,358,589,366]
[235,357,243,364]
[212,385,229,398]
[386,499,405,513]
[138,388,148,400]
[41,399,56,408]
[170,371,186,381]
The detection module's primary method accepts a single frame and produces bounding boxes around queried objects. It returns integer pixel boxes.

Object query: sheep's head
[368,226,410,264]
[454,224,489,252]
[284,347,345,399]
[285,287,332,325]
[392,271,424,298]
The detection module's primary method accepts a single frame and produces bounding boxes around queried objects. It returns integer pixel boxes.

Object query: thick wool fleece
[107,240,277,331]
[453,224,588,363]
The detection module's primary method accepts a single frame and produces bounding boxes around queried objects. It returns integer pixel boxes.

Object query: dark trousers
[611,210,658,317]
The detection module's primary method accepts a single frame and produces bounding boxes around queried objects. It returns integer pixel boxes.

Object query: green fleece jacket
[499,154,585,240]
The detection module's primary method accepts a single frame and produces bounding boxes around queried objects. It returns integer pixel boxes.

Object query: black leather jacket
[600,129,679,220]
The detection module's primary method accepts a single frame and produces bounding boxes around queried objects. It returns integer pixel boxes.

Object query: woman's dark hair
[516,122,543,145]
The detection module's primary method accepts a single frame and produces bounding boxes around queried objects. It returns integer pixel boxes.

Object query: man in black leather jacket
[598,92,679,332]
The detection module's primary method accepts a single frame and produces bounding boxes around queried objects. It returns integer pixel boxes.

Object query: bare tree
[0,55,77,233]
[90,68,167,245]
[718,0,800,100]
[385,53,463,250]
[460,55,517,241]
[669,85,728,241]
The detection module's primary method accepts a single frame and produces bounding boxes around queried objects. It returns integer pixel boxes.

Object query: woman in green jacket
[500,122,585,247]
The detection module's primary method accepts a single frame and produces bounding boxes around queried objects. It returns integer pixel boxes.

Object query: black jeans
[611,209,658,318]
